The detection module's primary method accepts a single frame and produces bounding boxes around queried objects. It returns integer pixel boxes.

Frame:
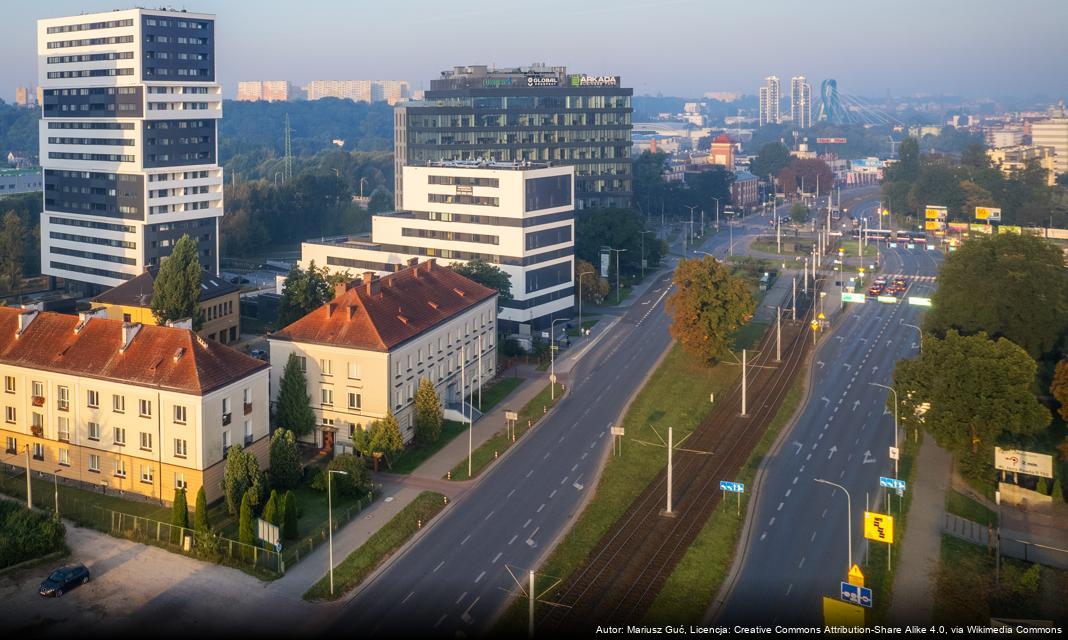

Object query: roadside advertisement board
[599,250,610,278]
[994,447,1053,478]
[975,206,1002,221]
[998,225,1022,235]
[924,220,944,231]
[924,205,948,220]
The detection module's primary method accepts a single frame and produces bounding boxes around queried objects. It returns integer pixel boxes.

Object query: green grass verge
[0,470,171,522]
[644,378,805,624]
[932,535,1068,624]
[567,319,599,337]
[303,491,447,602]
[861,429,923,622]
[495,343,744,634]
[446,382,562,481]
[750,240,811,256]
[945,490,998,526]
[731,322,770,351]
[387,420,466,475]
[476,377,524,415]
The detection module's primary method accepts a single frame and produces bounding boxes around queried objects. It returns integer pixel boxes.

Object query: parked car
[39,563,90,597]
[229,276,251,285]
[250,349,268,361]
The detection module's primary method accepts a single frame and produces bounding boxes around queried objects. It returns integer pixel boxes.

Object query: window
[59,448,70,466]
[32,381,44,398]
[4,406,14,424]
[348,392,362,410]
[140,432,153,451]
[174,438,187,458]
[113,394,125,413]
[139,399,152,418]
[114,427,126,446]
[174,472,186,490]
[321,388,333,406]
[244,420,252,444]
[3,376,13,393]
[222,398,231,415]
[57,386,70,411]
[32,442,45,460]
[243,388,252,404]
[320,359,332,376]
[88,454,100,473]
[5,436,16,454]
[348,362,360,379]
[174,405,187,424]
[57,417,70,442]
[87,389,99,408]
[140,465,154,484]
[222,430,231,453]
[114,459,126,478]
[297,356,307,372]
[88,421,100,440]
[32,412,44,430]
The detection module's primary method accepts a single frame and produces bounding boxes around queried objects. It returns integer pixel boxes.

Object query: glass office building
[395,65,632,211]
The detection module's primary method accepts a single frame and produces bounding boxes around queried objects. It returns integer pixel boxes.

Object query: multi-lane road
[712,199,942,624]
[328,215,763,637]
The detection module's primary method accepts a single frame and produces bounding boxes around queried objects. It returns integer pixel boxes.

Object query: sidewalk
[887,436,952,624]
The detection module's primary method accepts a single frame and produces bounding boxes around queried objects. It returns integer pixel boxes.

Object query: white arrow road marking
[836,336,844,341]
[792,441,803,454]
[852,400,861,411]
[817,361,826,369]
[863,451,876,464]
[827,446,838,459]
[871,365,878,374]
[821,396,831,405]
[842,363,852,371]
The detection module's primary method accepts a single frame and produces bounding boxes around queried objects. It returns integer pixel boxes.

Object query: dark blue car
[38,563,90,597]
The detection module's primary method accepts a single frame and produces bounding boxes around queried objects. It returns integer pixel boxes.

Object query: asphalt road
[327,216,766,638]
[713,198,943,625]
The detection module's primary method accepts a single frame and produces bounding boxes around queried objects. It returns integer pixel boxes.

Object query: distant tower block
[818,79,843,123]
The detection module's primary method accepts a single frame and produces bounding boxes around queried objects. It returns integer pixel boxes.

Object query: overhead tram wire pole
[711,196,720,232]
[327,468,349,596]
[607,247,627,304]
[685,205,698,244]
[577,269,593,341]
[814,478,853,573]
[550,317,570,401]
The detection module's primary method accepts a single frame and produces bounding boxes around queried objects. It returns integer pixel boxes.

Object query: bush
[269,428,303,490]
[312,454,372,499]
[171,488,189,532]
[194,486,210,533]
[223,445,263,515]
[283,490,299,540]
[264,489,281,527]
[414,378,444,445]
[238,492,256,547]
[1052,478,1064,503]
[0,501,67,569]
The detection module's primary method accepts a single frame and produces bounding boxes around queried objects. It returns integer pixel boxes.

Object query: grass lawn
[945,490,998,526]
[303,491,446,601]
[388,420,467,475]
[932,535,1068,624]
[645,378,805,624]
[0,469,171,522]
[476,377,524,414]
[603,284,633,306]
[446,382,562,481]
[567,319,599,337]
[731,321,770,351]
[750,240,811,256]
[495,343,745,633]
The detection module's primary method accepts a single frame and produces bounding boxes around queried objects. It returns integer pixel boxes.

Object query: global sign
[569,74,620,87]
[526,74,559,87]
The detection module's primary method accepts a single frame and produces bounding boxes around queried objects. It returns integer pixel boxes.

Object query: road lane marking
[526,470,534,478]
[434,561,445,573]
[523,519,532,528]
[571,463,579,472]
[561,476,568,485]
[492,552,502,564]
[506,489,516,499]
[792,476,798,485]
[822,508,828,519]
[475,571,486,584]
[786,584,793,596]
[537,503,546,513]
[760,532,767,541]
[462,534,471,545]
[549,489,557,498]
[509,534,518,545]
[581,451,588,460]
[456,591,468,605]
[777,502,784,511]
[806,453,812,461]
[811,531,817,542]
[769,517,776,526]
[798,556,805,569]
[402,591,415,604]
[785,489,792,497]
[435,615,448,628]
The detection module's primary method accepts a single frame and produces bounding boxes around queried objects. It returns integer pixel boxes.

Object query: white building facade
[301,162,575,331]
[37,8,223,292]
[759,76,781,126]
[1031,118,1068,177]
[790,76,812,129]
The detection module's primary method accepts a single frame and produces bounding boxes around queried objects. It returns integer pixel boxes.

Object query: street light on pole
[870,382,900,478]
[577,269,594,340]
[550,317,570,401]
[640,230,655,280]
[903,323,922,354]
[327,469,349,596]
[606,247,627,304]
[711,197,720,232]
[814,478,853,573]
[684,205,697,244]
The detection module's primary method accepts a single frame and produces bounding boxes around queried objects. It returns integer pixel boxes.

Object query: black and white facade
[37,9,222,291]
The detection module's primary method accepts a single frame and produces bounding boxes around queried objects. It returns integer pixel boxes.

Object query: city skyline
[3,0,1068,103]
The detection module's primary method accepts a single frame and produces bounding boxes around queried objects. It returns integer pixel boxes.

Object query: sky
[4,0,1067,103]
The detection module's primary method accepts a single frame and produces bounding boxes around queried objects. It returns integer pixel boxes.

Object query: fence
[943,512,1068,570]
[280,488,379,568]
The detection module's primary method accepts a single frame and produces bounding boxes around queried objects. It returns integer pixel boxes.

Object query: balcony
[222,412,231,426]
[31,425,43,438]
[244,402,253,416]
[31,396,45,407]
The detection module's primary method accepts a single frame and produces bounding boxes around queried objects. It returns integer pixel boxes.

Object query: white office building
[300,162,575,331]
[1031,117,1068,177]
[759,76,781,126]
[37,8,223,292]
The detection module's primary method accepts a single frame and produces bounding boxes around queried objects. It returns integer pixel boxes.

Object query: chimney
[424,258,435,272]
[119,322,142,353]
[363,271,378,296]
[407,257,419,268]
[75,308,107,334]
[333,281,348,300]
[15,310,39,338]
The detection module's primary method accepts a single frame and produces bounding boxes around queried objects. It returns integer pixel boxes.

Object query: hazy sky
[4,0,1067,102]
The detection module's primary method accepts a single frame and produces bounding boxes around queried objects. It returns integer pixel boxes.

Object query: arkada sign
[569,74,619,87]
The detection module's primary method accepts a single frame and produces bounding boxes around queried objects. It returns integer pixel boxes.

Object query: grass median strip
[644,378,804,624]
[446,382,562,481]
[388,420,466,475]
[303,491,446,602]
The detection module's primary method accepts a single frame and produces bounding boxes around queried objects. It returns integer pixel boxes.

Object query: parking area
[0,525,325,637]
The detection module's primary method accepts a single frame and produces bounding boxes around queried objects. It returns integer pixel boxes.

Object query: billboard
[569,74,619,87]
[599,249,610,278]
[969,223,992,234]
[924,220,945,231]
[817,137,848,144]
[526,74,559,87]
[994,447,1053,478]
[975,206,1002,221]
[924,206,948,220]
[998,225,1022,235]
[863,512,894,543]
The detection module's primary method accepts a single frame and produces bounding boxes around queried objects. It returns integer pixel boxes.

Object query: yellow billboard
[925,206,947,220]
[975,206,1001,221]
[969,223,992,234]
[998,225,1022,235]
[924,220,944,231]
[823,597,865,626]
[864,512,894,543]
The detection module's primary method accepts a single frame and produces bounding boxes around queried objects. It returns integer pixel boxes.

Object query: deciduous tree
[666,256,755,365]
[0,212,25,293]
[277,261,334,327]
[449,260,512,300]
[576,259,610,305]
[1053,360,1068,422]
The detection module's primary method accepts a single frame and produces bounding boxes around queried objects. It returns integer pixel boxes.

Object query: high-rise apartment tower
[758,76,781,127]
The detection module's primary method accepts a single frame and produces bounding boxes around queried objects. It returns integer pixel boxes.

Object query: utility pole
[776,306,781,363]
[666,427,673,515]
[741,349,748,416]
[529,570,536,639]
[25,445,32,509]
[792,276,797,321]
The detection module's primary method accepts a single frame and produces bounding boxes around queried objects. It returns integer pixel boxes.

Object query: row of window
[49,216,136,234]
[46,200,137,216]
[47,103,139,113]
[144,35,209,44]
[47,18,134,34]
[144,18,209,29]
[52,246,136,266]
[150,185,210,198]
[146,102,212,110]
[148,86,210,94]
[319,388,362,410]
[47,68,134,79]
[144,68,210,77]
[204,299,233,322]
[401,227,499,245]
[48,136,135,147]
[427,175,500,188]
[48,122,135,130]
[46,35,135,49]
[145,119,212,129]
[149,199,213,215]
[49,261,133,281]
[49,152,134,162]
[146,136,212,146]
[46,87,138,97]
[47,51,134,64]
[427,193,500,207]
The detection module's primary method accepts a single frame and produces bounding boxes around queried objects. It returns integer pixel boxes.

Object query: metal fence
[280,489,378,568]
[943,512,1068,570]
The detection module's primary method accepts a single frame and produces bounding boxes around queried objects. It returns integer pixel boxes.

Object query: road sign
[719,481,745,493]
[505,410,518,421]
[994,447,1053,478]
[848,564,865,587]
[879,476,906,491]
[840,582,873,608]
[811,321,820,331]
[925,205,948,220]
[888,242,898,248]
[841,292,866,304]
[907,243,916,249]
[864,512,895,543]
[908,296,932,307]
[889,446,900,460]
[823,597,865,626]
[549,373,557,384]
[877,295,898,304]
[610,426,624,436]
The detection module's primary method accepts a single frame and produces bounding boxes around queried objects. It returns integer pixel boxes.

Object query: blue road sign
[879,476,906,491]
[840,581,873,608]
[889,242,898,248]
[719,481,745,493]
[907,243,916,249]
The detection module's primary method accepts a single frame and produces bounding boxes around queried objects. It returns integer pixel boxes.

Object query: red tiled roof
[713,134,733,144]
[0,308,268,395]
[270,260,498,352]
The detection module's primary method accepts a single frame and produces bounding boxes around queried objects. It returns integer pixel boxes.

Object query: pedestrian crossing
[878,274,937,282]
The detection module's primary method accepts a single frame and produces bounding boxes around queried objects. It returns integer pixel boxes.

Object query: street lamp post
[685,205,697,244]
[814,478,853,573]
[640,230,655,280]
[606,248,627,304]
[53,468,61,517]
[870,383,900,478]
[327,469,349,596]
[903,323,922,354]
[711,197,720,232]
[577,270,593,340]
[728,213,735,256]
[550,317,570,401]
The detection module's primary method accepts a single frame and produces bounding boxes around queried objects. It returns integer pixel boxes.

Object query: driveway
[0,524,326,637]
